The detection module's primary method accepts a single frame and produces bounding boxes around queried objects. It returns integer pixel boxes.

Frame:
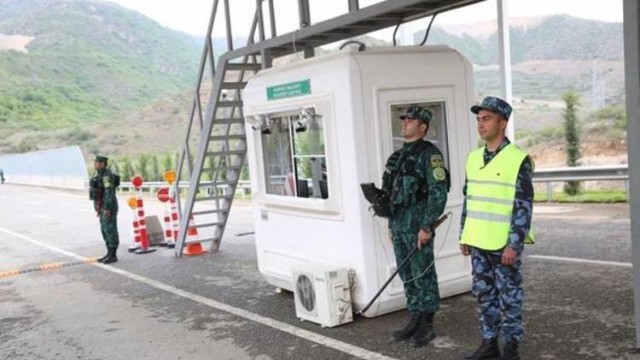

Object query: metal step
[191,221,226,229]
[218,100,243,108]
[193,208,229,216]
[222,82,248,90]
[209,134,246,141]
[210,180,239,186]
[201,166,242,173]
[227,63,261,71]
[206,149,246,157]
[185,237,220,245]
[214,117,244,124]
[194,194,234,202]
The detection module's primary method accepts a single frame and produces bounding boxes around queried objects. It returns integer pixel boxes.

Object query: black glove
[360,183,392,218]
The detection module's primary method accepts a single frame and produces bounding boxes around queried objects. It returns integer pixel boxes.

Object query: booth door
[376,87,455,170]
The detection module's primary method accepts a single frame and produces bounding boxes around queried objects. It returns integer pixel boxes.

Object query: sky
[104,0,623,37]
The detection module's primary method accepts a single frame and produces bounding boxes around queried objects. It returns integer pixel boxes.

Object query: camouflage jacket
[382,139,449,231]
[91,168,119,213]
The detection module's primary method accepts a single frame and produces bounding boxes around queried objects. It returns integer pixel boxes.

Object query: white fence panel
[0,146,88,190]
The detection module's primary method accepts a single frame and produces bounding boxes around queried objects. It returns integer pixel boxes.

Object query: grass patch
[535,189,628,203]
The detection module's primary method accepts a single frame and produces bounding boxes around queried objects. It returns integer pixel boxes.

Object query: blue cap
[400,104,433,123]
[471,96,512,120]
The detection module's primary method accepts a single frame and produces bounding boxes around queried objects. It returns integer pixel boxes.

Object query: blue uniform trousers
[471,247,524,343]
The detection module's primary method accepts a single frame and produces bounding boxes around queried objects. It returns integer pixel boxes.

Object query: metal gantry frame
[172,0,485,258]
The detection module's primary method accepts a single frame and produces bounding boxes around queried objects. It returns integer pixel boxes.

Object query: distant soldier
[382,105,449,348]
[460,97,534,360]
[0,169,4,184]
[90,155,120,264]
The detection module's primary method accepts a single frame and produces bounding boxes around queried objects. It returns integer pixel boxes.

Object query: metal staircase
[173,0,482,257]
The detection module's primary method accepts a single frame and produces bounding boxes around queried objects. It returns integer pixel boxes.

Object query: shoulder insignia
[103,176,112,188]
[433,167,446,181]
[430,154,444,168]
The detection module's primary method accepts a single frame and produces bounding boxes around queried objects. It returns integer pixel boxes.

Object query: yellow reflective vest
[460,144,534,250]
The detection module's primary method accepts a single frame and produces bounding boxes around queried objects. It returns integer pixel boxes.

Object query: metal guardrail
[118,165,629,202]
[533,164,629,202]
[118,180,252,198]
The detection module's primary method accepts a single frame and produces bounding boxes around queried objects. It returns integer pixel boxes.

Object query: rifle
[358,212,450,315]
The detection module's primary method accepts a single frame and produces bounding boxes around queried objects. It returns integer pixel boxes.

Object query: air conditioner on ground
[291,263,354,327]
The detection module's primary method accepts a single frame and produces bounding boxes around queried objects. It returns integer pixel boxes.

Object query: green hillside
[425,15,625,107]
[0,0,201,130]
[0,5,627,158]
[427,15,623,65]
[496,15,623,64]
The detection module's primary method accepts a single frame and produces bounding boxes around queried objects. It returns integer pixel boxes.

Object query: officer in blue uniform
[459,97,534,360]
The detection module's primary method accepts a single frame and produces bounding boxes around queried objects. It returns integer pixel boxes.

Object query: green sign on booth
[266,79,311,101]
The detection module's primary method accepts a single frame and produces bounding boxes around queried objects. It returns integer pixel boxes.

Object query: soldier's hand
[104,210,111,219]
[501,246,518,266]
[460,244,470,256]
[417,228,432,249]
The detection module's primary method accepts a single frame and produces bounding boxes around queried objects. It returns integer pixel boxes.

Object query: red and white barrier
[132,176,156,255]
[169,188,180,248]
[127,198,141,252]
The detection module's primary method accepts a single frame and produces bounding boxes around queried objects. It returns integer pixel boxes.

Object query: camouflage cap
[94,155,109,163]
[471,96,512,120]
[399,104,433,124]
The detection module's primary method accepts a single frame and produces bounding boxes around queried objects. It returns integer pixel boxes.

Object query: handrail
[119,180,251,194]
[118,165,629,200]
[533,164,628,182]
[533,164,629,201]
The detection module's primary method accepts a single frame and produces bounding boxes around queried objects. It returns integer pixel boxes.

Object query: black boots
[392,312,422,341]
[392,312,436,347]
[464,338,501,360]
[409,312,436,348]
[101,248,118,264]
[499,341,520,360]
[96,251,109,263]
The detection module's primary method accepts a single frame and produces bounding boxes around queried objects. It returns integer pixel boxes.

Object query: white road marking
[528,254,632,268]
[0,226,397,360]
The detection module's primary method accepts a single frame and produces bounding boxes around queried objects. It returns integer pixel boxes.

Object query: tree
[562,90,582,195]
[121,156,134,182]
[14,137,38,153]
[162,152,174,174]
[111,160,120,175]
[136,154,151,181]
[151,154,161,181]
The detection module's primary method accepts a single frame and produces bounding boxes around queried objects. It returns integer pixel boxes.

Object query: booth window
[390,102,450,167]
[261,109,328,199]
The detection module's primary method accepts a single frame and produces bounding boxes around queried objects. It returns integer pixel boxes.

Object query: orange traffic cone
[183,215,207,256]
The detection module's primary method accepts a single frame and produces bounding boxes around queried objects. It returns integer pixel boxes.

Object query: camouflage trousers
[99,210,120,250]
[392,231,440,313]
[471,247,524,343]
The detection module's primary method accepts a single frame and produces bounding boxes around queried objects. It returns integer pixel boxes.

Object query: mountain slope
[430,15,623,65]
[0,0,201,129]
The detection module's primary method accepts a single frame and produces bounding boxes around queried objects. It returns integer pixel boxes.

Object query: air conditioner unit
[291,263,354,327]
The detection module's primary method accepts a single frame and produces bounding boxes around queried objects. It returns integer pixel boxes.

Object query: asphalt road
[0,185,638,360]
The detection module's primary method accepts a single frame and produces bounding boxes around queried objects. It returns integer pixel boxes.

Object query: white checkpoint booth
[242,46,477,317]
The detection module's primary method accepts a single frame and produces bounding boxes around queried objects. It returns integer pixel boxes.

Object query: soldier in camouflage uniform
[382,105,449,348]
[90,155,120,264]
[459,97,534,360]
